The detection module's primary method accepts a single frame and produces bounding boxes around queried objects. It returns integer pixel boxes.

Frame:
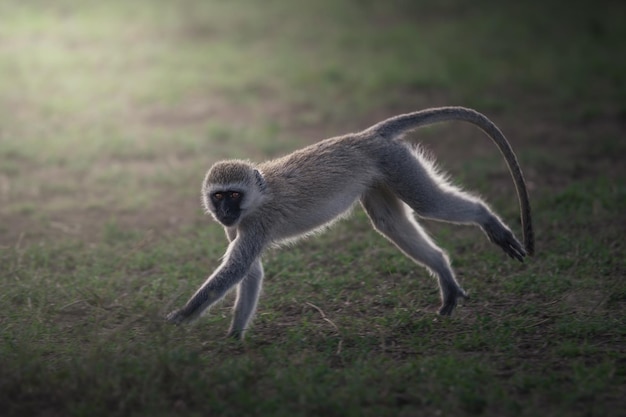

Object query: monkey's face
[209,190,244,226]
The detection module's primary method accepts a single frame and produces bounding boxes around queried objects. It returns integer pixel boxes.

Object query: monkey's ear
[254,169,267,191]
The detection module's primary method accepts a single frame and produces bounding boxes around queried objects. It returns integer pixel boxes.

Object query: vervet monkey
[167,106,534,339]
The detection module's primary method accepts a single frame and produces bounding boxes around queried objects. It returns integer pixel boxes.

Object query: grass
[1,0,625,416]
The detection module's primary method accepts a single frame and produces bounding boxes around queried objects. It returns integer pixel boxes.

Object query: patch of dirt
[2,77,625,252]
[0,192,201,248]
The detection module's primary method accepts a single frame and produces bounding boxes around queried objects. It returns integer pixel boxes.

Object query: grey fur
[166,106,534,339]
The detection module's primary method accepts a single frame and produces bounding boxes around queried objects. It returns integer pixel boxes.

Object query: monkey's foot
[438,287,469,316]
[484,219,526,262]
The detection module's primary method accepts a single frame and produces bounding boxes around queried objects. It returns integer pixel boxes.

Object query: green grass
[1,0,625,416]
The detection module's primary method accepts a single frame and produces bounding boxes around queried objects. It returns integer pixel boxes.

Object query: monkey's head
[202,160,267,227]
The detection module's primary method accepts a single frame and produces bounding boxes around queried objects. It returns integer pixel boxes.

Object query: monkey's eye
[229,191,241,199]
[212,192,224,201]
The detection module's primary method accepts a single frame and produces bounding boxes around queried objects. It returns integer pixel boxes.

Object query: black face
[211,190,244,226]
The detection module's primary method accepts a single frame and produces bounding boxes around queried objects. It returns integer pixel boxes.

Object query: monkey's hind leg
[227,259,264,340]
[386,146,526,262]
[361,186,467,315]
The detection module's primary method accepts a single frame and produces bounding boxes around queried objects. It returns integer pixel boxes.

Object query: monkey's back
[257,134,382,241]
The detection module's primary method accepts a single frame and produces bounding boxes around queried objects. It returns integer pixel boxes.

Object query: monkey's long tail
[369,106,534,256]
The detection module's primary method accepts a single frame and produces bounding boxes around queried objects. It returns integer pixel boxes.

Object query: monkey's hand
[166,308,191,325]
[483,218,526,262]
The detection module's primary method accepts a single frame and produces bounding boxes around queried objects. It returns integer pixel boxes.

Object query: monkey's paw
[484,219,526,262]
[166,309,189,325]
[438,286,468,316]
[226,328,244,341]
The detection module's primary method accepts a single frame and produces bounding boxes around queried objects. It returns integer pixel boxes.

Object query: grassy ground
[1,0,625,416]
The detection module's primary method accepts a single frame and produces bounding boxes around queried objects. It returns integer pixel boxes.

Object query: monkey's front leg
[166,263,244,324]
[227,259,264,339]
[166,235,263,325]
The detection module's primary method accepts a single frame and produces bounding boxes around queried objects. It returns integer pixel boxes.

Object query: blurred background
[1,0,622,244]
[1,1,624,416]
